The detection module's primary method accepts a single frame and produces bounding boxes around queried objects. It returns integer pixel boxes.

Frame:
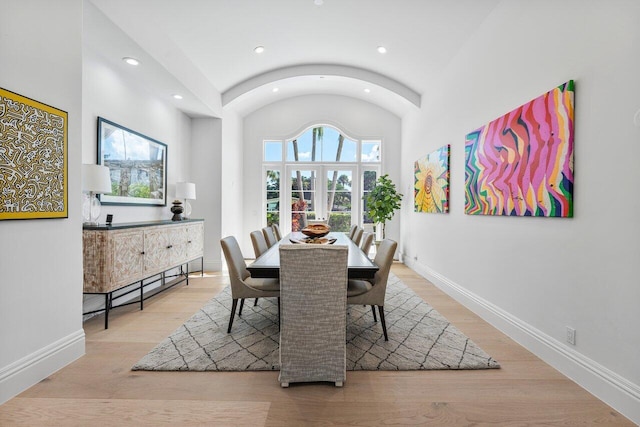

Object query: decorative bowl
[300,223,331,238]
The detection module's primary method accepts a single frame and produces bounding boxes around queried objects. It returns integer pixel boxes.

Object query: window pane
[264,141,282,161]
[322,132,357,162]
[286,130,315,161]
[361,141,381,162]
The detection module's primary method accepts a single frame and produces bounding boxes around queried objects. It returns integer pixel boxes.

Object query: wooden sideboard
[83,219,204,328]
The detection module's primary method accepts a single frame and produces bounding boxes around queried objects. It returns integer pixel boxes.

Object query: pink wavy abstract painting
[465,81,574,217]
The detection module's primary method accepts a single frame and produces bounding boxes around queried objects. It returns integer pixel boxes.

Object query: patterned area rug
[132,274,500,371]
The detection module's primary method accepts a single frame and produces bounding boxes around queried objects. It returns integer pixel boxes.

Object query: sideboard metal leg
[104,293,110,329]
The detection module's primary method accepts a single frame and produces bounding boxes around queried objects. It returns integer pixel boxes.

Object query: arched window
[263,125,381,233]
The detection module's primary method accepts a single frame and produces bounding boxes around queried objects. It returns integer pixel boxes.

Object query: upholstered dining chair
[262,226,278,247]
[220,236,280,333]
[278,244,348,388]
[352,227,364,246]
[272,223,282,241]
[250,230,269,259]
[347,239,397,341]
[347,224,358,240]
[360,231,374,258]
[249,230,269,307]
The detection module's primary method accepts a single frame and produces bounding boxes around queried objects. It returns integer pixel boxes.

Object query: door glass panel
[290,169,316,231]
[362,170,378,225]
[266,169,280,226]
[326,170,352,232]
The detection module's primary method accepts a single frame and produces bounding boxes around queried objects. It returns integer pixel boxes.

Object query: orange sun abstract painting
[414,145,450,213]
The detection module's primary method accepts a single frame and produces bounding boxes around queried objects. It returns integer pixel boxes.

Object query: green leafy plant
[364,174,403,239]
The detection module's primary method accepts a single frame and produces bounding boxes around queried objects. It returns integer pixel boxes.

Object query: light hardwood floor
[0,264,632,426]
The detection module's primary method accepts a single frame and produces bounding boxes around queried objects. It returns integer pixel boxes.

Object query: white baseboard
[0,329,85,405]
[403,257,640,425]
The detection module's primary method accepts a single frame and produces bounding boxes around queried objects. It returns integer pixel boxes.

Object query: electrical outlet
[566,326,576,345]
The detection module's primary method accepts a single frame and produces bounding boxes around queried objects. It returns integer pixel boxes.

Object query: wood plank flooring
[0,264,632,426]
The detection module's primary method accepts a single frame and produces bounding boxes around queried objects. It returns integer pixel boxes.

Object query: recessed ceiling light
[272,87,279,93]
[314,0,324,5]
[173,94,183,100]
[122,57,140,66]
[254,46,265,54]
[364,88,371,93]
[377,46,387,54]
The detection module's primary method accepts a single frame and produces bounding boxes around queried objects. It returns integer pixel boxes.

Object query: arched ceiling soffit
[222,64,421,117]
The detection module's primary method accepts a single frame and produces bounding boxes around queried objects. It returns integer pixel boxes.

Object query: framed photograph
[98,117,167,206]
[0,87,68,220]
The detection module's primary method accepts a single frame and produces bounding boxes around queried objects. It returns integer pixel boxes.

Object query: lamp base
[82,192,102,225]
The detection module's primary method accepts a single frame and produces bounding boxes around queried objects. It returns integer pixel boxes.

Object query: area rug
[132,273,500,371]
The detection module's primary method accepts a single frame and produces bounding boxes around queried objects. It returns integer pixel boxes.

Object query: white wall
[0,0,85,404]
[242,94,402,254]
[221,110,245,248]
[191,117,223,271]
[82,3,193,224]
[400,0,640,422]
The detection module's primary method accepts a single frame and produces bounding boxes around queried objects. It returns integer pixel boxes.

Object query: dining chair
[249,230,269,307]
[250,230,269,259]
[347,239,397,341]
[272,223,282,241]
[360,231,374,258]
[278,244,348,387]
[220,236,280,333]
[347,224,358,239]
[262,226,278,247]
[352,227,363,246]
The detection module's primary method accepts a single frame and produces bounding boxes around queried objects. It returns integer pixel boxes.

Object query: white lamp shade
[82,164,112,194]
[175,182,196,200]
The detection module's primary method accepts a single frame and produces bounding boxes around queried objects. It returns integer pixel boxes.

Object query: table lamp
[82,164,112,225]
[175,182,196,219]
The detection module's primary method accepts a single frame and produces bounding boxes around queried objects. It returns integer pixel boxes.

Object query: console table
[82,219,204,329]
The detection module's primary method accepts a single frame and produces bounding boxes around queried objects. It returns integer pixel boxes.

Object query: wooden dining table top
[247,231,378,279]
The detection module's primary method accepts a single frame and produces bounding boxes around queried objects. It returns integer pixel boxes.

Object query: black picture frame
[97,117,167,206]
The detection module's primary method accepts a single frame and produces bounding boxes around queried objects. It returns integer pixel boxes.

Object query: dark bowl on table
[301,224,331,238]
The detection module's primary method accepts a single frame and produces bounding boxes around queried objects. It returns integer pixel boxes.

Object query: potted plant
[364,174,403,241]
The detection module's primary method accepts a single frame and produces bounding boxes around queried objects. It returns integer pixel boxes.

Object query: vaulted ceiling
[88,0,501,117]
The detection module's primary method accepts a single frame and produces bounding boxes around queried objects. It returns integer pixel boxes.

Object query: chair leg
[228,299,238,333]
[378,305,388,341]
[239,298,245,316]
[254,298,259,306]
[371,305,377,322]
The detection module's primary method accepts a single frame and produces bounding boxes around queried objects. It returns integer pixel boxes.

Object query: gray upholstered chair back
[272,223,282,241]
[370,239,397,304]
[347,224,358,239]
[220,236,251,294]
[278,244,348,387]
[348,239,397,306]
[360,231,374,257]
[352,227,364,246]
[262,226,278,247]
[250,230,269,258]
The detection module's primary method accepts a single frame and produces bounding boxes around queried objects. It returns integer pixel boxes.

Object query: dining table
[247,231,378,279]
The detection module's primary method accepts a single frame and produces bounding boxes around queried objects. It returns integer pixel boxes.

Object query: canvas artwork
[465,80,574,217]
[414,144,450,213]
[0,87,68,220]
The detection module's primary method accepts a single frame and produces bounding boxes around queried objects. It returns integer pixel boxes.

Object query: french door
[285,165,357,233]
